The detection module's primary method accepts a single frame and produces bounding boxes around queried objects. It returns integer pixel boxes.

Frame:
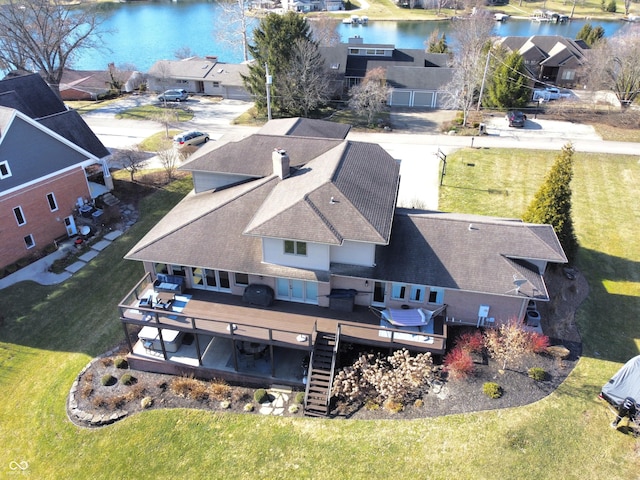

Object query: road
[84,96,640,211]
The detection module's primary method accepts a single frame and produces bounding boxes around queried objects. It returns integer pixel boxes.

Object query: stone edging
[66,347,129,428]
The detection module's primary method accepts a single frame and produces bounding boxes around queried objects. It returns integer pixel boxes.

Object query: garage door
[413,91,434,107]
[390,90,411,106]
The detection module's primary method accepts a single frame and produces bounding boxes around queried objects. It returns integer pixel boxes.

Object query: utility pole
[477,48,491,111]
[265,63,272,121]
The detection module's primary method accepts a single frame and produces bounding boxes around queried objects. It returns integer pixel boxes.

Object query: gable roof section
[125,176,329,282]
[345,48,435,78]
[149,57,221,80]
[38,110,110,159]
[0,110,97,194]
[0,73,66,118]
[205,63,249,87]
[180,134,343,177]
[366,210,567,299]
[244,141,399,245]
[257,117,351,139]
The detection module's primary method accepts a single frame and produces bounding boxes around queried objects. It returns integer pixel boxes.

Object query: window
[409,285,425,302]
[24,234,35,249]
[212,81,220,88]
[330,63,340,70]
[429,287,444,304]
[284,240,307,256]
[391,283,406,300]
[561,70,576,80]
[176,79,188,84]
[46,192,58,212]
[349,48,360,55]
[13,206,25,226]
[235,273,249,286]
[0,161,11,179]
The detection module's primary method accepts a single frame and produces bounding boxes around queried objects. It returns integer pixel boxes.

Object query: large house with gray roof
[147,56,251,100]
[320,37,454,107]
[118,117,566,415]
[495,35,587,88]
[0,74,112,272]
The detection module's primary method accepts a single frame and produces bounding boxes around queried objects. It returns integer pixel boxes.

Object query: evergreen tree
[576,23,593,43]
[242,12,312,116]
[576,23,605,46]
[522,144,578,262]
[426,30,450,54]
[485,51,530,109]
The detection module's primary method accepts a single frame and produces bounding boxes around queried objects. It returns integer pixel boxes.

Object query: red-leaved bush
[529,332,550,353]
[456,331,485,353]
[443,346,474,380]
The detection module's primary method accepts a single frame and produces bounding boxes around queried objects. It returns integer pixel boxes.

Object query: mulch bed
[69,266,587,426]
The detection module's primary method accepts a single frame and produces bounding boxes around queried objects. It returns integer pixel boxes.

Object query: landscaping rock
[546,345,571,359]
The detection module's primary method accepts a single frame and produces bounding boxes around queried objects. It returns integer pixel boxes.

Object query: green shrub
[483,382,502,399]
[243,403,254,412]
[219,400,230,409]
[101,374,116,386]
[528,367,546,381]
[120,373,135,386]
[414,398,425,408]
[364,399,380,411]
[294,391,305,405]
[141,396,153,409]
[114,357,128,369]
[288,404,299,414]
[254,388,268,403]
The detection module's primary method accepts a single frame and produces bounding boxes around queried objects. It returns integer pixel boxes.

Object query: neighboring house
[280,0,341,10]
[0,74,112,271]
[56,65,143,101]
[147,56,251,100]
[495,35,586,88]
[320,37,454,108]
[118,117,566,411]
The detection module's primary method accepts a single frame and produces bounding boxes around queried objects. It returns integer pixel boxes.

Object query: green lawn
[1,149,639,479]
[115,105,194,122]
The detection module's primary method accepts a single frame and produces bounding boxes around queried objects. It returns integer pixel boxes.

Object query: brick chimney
[272,149,290,179]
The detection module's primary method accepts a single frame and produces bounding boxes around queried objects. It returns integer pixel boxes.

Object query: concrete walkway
[0,230,123,289]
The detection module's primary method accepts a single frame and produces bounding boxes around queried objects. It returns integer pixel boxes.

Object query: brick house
[0,74,111,271]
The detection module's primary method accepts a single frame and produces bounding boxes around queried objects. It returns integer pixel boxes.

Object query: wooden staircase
[304,332,338,418]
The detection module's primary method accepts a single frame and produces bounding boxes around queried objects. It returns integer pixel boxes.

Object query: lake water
[76,0,632,71]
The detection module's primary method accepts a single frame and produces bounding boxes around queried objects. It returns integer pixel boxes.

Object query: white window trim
[24,234,35,249]
[284,240,307,256]
[13,206,26,226]
[46,192,58,212]
[234,272,249,286]
[409,285,426,303]
[390,282,406,300]
[0,160,11,179]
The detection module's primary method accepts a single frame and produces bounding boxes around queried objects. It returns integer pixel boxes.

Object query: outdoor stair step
[309,379,330,387]
[308,385,329,393]
[310,369,331,376]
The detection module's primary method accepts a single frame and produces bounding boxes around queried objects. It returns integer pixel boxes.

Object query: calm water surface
[77,0,632,71]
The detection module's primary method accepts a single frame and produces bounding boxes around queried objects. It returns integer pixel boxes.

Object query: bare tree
[215,0,251,62]
[348,67,391,124]
[111,147,148,182]
[441,12,494,126]
[278,39,331,117]
[581,30,640,107]
[310,15,341,47]
[157,148,181,182]
[0,0,106,96]
[174,46,196,60]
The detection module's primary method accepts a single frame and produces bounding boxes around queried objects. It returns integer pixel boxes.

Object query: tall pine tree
[522,143,578,262]
[485,51,530,109]
[242,12,312,116]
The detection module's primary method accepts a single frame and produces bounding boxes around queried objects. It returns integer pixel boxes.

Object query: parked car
[532,87,571,102]
[506,111,527,128]
[158,89,189,102]
[173,131,210,148]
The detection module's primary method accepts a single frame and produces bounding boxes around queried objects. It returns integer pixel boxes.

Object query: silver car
[173,131,210,148]
[158,89,189,102]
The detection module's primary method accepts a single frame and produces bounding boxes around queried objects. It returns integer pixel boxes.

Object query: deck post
[122,322,133,353]
[269,329,275,377]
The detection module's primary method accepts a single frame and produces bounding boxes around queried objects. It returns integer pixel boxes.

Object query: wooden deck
[119,276,447,372]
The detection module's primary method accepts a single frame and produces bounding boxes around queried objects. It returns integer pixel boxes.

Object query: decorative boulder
[546,345,571,360]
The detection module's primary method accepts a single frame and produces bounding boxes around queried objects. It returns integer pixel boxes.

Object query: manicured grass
[1,149,639,478]
[65,98,120,113]
[115,105,194,122]
[139,129,181,151]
